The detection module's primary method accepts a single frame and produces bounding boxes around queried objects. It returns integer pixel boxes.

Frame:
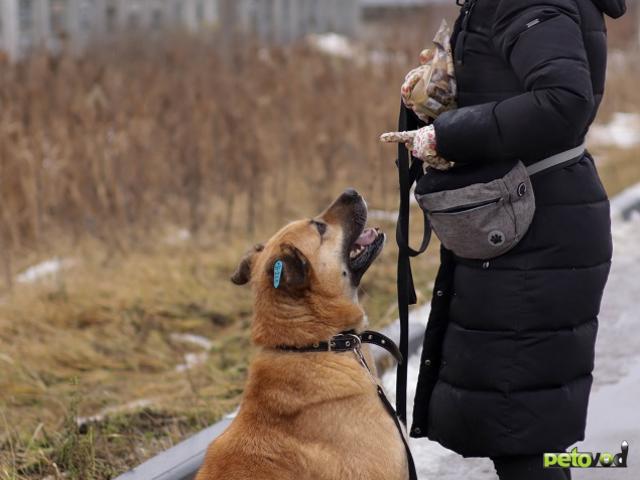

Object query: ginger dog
[196,189,408,480]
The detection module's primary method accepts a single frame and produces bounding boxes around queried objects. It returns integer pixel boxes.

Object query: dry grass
[0,10,639,479]
[0,33,415,289]
[0,241,252,478]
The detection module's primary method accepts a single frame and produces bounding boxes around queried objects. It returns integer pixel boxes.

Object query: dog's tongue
[355,228,377,247]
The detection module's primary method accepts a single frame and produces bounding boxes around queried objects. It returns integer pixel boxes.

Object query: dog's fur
[196,190,408,480]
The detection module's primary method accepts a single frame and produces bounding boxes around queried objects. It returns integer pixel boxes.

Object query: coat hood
[591,0,626,18]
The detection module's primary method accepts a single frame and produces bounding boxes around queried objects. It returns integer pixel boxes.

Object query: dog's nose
[320,188,365,223]
[340,188,361,202]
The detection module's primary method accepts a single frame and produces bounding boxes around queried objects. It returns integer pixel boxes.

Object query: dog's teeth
[349,244,367,259]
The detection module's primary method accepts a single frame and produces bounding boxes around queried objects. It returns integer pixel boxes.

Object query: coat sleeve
[433,0,594,164]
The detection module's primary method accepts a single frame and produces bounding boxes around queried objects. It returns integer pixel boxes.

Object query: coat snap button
[482,261,490,269]
[424,359,432,367]
[413,427,422,435]
[517,182,527,197]
[436,290,444,297]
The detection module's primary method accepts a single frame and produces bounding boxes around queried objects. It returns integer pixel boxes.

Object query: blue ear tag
[273,260,284,288]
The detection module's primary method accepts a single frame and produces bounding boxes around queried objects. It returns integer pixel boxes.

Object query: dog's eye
[311,221,327,236]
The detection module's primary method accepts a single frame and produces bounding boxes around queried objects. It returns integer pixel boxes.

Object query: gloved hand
[400,20,457,123]
[380,125,453,171]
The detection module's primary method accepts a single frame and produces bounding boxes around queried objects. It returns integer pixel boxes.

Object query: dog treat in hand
[380,126,453,171]
[401,20,457,122]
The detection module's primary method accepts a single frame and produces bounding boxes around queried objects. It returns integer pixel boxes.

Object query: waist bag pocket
[416,160,535,260]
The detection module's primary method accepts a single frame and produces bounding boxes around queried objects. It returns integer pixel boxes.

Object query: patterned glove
[380,125,453,171]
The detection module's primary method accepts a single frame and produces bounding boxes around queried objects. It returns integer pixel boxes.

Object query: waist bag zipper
[430,197,501,214]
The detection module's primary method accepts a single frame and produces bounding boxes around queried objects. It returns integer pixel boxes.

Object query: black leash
[395,103,432,425]
[377,385,418,480]
[353,339,418,480]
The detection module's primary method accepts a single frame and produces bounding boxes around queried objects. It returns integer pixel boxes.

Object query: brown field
[1,9,639,480]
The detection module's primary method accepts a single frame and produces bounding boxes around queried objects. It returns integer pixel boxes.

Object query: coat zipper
[454,0,477,66]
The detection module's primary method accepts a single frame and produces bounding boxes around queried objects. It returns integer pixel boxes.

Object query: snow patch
[368,195,420,224]
[16,257,74,284]
[369,209,398,222]
[607,49,627,72]
[578,358,640,470]
[588,112,640,149]
[171,332,213,373]
[165,228,191,245]
[307,33,355,59]
[176,352,209,373]
[76,398,152,426]
[308,33,409,66]
[609,182,640,221]
[224,407,240,420]
[170,333,213,351]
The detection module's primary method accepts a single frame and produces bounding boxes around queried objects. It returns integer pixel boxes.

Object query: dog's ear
[231,244,264,285]
[268,244,310,295]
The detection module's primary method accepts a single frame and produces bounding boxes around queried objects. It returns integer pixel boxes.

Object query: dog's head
[231,189,385,347]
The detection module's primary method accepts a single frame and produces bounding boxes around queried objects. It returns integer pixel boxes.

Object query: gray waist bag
[415,144,586,260]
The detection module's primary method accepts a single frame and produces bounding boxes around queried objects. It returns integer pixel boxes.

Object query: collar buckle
[343,333,361,351]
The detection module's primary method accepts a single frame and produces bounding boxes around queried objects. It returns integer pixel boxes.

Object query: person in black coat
[398,1,627,479]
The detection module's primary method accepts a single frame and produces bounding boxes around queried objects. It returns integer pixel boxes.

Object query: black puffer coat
[410,0,625,458]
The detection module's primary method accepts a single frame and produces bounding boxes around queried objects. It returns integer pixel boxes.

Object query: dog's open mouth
[348,226,385,284]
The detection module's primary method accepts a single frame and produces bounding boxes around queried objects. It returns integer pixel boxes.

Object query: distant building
[0,0,360,60]
[359,0,453,22]
[360,0,450,8]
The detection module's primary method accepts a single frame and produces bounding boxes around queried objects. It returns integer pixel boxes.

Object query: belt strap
[525,142,586,176]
